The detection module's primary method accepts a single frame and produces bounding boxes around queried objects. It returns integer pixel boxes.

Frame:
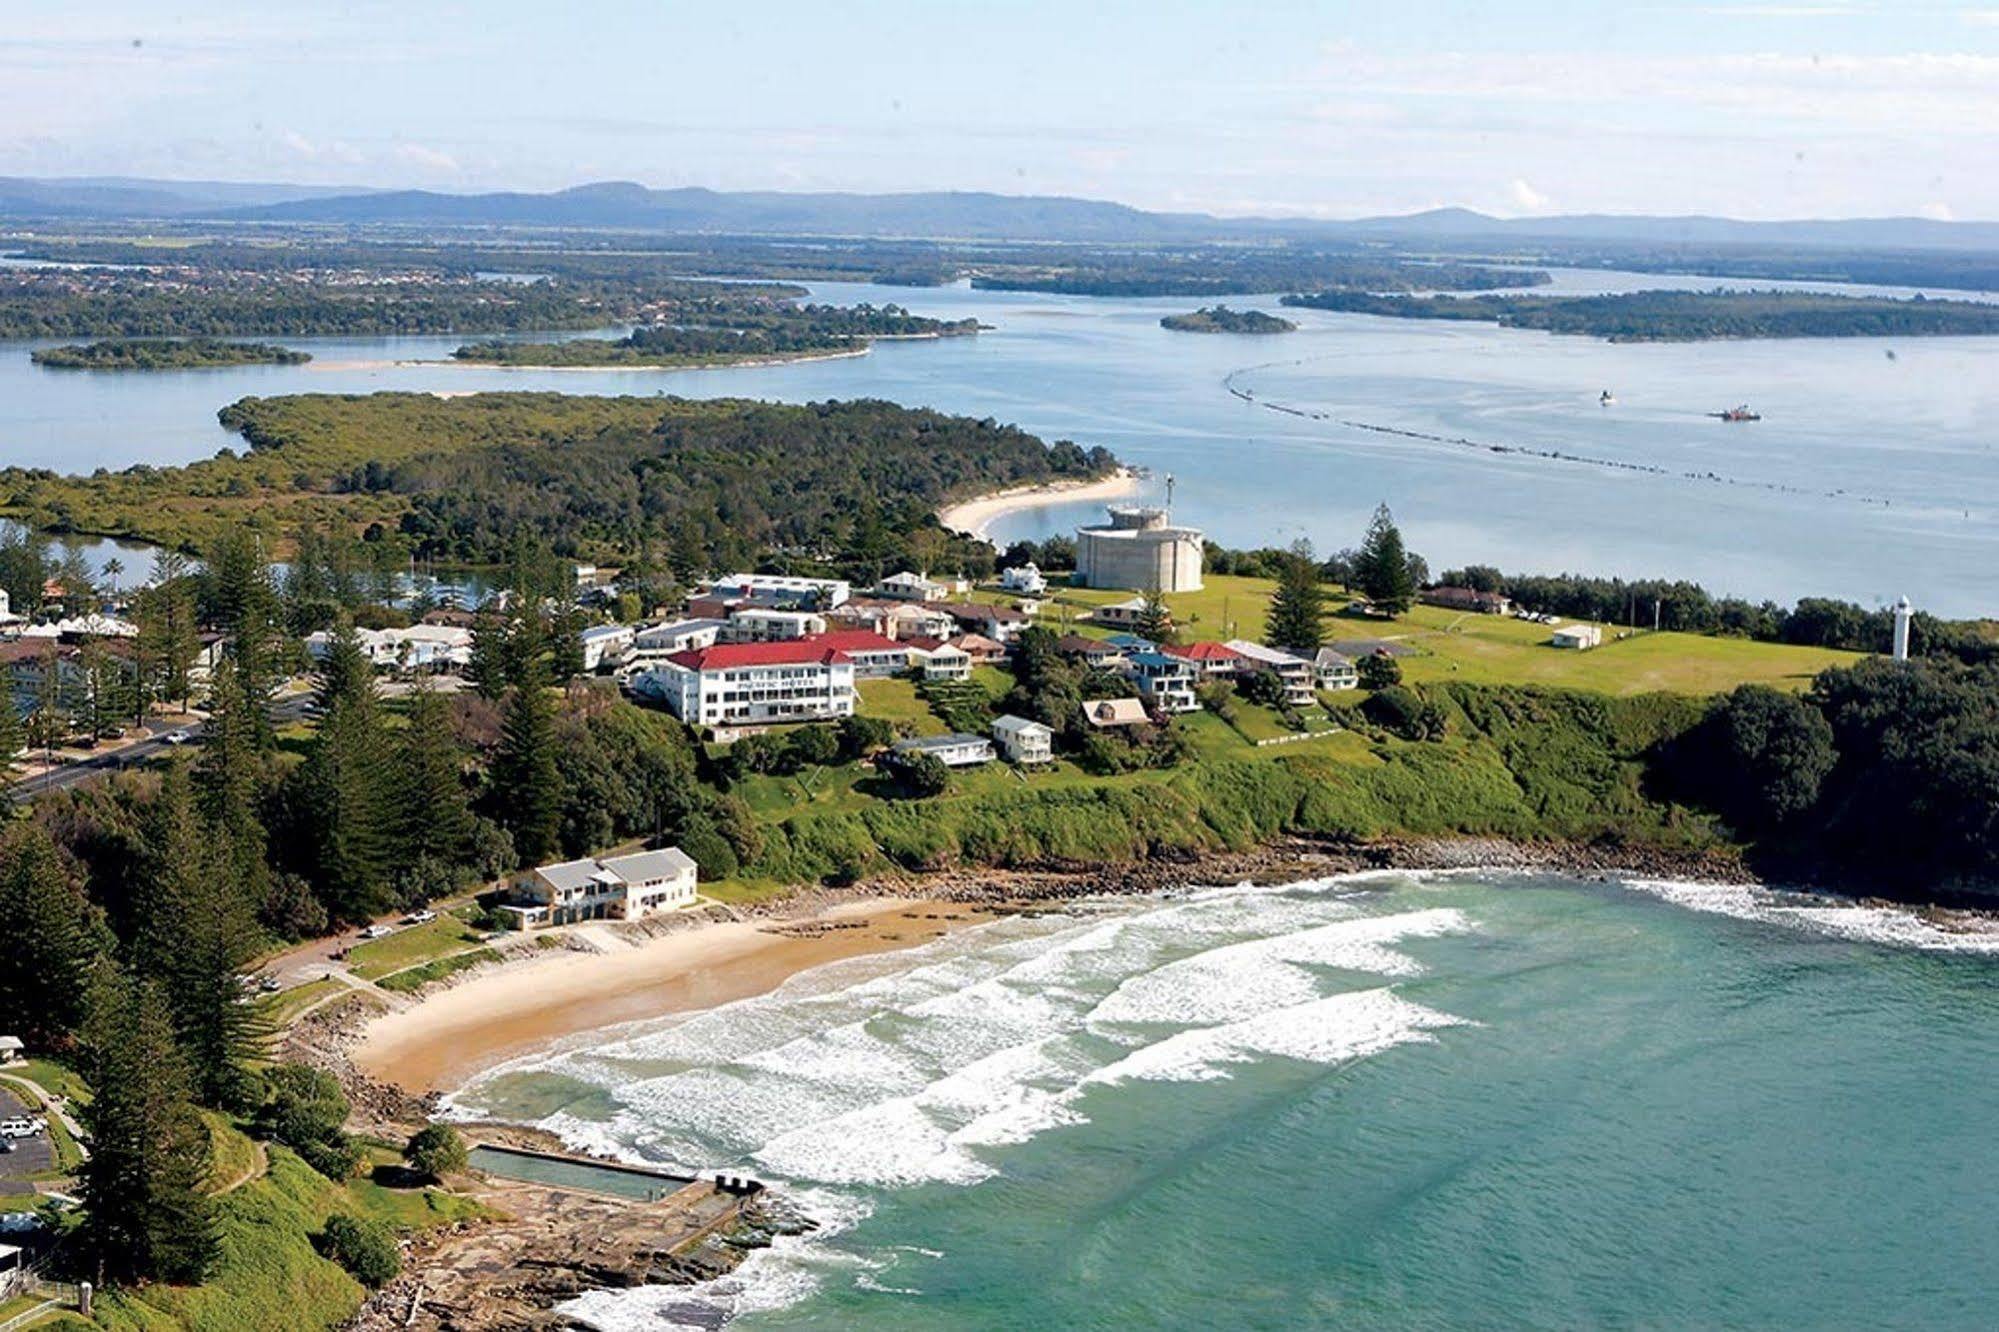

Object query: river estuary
[0,265,1994,614]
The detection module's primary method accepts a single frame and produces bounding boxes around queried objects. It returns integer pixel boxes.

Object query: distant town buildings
[1075,505,1204,593]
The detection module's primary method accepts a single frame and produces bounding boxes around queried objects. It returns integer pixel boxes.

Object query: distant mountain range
[5,175,1997,252]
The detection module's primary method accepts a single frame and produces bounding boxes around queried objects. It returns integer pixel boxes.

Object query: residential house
[876,570,959,602]
[304,624,475,673]
[1311,648,1360,690]
[503,847,699,929]
[0,1035,22,1066]
[951,633,1008,665]
[1551,623,1603,650]
[891,732,996,767]
[632,640,857,726]
[1226,640,1318,708]
[813,629,915,679]
[991,714,1055,764]
[1090,596,1155,629]
[1122,649,1200,713]
[579,623,637,673]
[911,638,973,682]
[631,618,727,663]
[1421,586,1512,615]
[1162,641,1243,678]
[936,602,1030,645]
[723,608,827,642]
[713,572,851,609]
[1056,634,1127,670]
[1082,697,1150,729]
[999,562,1048,595]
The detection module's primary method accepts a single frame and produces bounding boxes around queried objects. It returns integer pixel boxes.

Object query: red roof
[812,630,908,655]
[1163,641,1242,662]
[667,641,851,671]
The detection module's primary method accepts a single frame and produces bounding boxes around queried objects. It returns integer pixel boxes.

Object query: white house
[723,608,827,642]
[503,847,698,929]
[579,623,637,673]
[0,1035,22,1066]
[814,630,914,679]
[915,640,972,681]
[891,733,996,767]
[1226,640,1318,707]
[633,640,857,726]
[876,570,966,602]
[1551,624,1603,651]
[1083,697,1150,729]
[1091,596,1155,629]
[1000,562,1048,595]
[937,603,1030,645]
[305,624,474,673]
[631,618,727,661]
[1311,648,1360,690]
[1122,650,1199,713]
[992,714,1054,764]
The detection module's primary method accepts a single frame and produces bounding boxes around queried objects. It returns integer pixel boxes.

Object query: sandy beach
[353,898,995,1095]
[937,467,1144,540]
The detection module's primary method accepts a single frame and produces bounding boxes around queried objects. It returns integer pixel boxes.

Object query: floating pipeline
[1221,359,1916,512]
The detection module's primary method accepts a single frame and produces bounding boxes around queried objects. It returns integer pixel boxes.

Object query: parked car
[0,1139,13,1154]
[0,1117,45,1139]
[359,924,395,940]
[162,729,192,745]
[404,910,437,925]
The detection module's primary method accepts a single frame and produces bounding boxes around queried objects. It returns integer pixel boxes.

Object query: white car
[0,1117,44,1139]
[162,729,193,745]
[404,910,436,925]
[359,924,395,940]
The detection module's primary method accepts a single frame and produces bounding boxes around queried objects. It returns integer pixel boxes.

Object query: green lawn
[15,1058,89,1107]
[344,914,489,981]
[855,677,947,734]
[1373,605,1860,695]
[375,948,500,994]
[254,978,342,1029]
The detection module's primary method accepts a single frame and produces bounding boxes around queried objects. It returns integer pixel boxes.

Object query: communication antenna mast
[1165,473,1177,514]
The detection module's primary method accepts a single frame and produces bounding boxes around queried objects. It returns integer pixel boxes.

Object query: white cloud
[1918,201,1956,220]
[391,143,460,174]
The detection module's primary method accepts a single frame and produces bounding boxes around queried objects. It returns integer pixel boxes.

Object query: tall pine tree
[131,764,260,1107]
[398,679,476,875]
[0,824,103,1048]
[1266,540,1326,653]
[294,628,397,922]
[206,530,284,749]
[493,657,562,866]
[78,962,219,1286]
[1356,503,1417,616]
[194,656,273,925]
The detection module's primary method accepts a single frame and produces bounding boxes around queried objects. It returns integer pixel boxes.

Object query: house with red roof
[1161,641,1243,678]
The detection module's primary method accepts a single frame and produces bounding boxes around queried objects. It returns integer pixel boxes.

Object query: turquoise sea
[447,872,1999,1329]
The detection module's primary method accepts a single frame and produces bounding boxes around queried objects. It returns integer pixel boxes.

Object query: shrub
[1357,652,1402,690]
[258,1063,359,1180]
[320,1214,401,1288]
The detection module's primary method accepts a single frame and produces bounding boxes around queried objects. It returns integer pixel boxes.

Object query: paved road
[9,692,314,803]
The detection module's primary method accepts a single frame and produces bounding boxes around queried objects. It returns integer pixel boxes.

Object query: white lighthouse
[1892,595,1913,661]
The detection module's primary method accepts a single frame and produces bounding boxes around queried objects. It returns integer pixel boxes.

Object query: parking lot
[0,1086,52,1181]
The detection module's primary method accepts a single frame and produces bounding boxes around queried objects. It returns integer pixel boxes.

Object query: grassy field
[1032,575,1857,696]
[343,911,488,982]
[254,978,343,1029]
[855,677,946,733]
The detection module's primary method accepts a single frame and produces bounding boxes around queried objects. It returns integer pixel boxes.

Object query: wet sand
[353,898,993,1095]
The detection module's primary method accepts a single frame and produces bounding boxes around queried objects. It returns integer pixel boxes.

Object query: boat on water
[1599,390,1616,406]
[1712,404,1761,422]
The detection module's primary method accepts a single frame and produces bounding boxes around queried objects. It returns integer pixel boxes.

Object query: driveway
[0,1086,53,1182]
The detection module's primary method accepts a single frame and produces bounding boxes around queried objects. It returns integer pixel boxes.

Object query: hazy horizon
[5,0,1996,223]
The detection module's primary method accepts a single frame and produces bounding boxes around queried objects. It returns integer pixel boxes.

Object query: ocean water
[1,267,1995,613]
[446,872,1999,1329]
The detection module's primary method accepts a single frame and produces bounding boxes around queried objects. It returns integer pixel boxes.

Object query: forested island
[0,391,1114,564]
[1279,287,1999,341]
[452,303,979,367]
[31,336,311,369]
[1160,306,1296,334]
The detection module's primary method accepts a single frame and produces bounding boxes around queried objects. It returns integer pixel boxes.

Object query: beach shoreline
[351,896,998,1097]
[937,466,1144,540]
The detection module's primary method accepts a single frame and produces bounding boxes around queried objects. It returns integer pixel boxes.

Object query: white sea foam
[1621,879,1999,954]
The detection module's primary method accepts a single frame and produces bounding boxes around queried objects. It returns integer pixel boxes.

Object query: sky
[4,0,1997,220]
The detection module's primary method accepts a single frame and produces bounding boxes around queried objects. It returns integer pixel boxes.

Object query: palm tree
[102,557,125,601]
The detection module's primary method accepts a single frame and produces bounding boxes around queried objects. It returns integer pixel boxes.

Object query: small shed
[1550,624,1603,651]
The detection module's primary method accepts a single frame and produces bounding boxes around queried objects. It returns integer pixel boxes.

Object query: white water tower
[1892,595,1913,661]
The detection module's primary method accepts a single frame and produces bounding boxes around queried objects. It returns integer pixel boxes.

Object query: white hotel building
[636,639,857,726]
